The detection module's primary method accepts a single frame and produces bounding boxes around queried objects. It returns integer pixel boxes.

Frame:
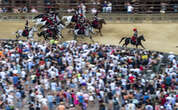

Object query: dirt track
[0,21,178,54]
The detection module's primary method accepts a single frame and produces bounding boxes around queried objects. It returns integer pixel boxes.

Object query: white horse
[56,23,65,39]
[62,16,73,26]
[33,18,47,27]
[16,26,38,40]
[73,25,94,42]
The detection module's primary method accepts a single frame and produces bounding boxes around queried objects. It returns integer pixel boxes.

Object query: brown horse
[91,18,106,36]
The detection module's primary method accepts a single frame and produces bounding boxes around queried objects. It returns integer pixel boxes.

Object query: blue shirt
[143,95,149,102]
[78,95,84,103]
[47,95,54,103]
[13,76,18,85]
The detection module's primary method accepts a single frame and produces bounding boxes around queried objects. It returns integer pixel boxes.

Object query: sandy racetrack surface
[0,21,178,54]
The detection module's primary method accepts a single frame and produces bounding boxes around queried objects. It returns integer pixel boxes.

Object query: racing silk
[132,36,136,42]
[79,25,85,34]
[24,30,29,36]
[47,29,53,36]
[54,15,57,22]
[42,16,48,21]
[22,29,29,36]
[75,23,81,29]
[92,19,98,27]
[72,14,78,22]
[47,19,54,25]
[42,16,54,25]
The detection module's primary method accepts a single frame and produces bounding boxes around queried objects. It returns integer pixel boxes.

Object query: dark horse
[119,35,146,49]
[38,28,59,40]
[91,18,106,36]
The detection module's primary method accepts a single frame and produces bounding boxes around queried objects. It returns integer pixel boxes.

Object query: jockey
[75,21,81,29]
[92,12,99,27]
[47,26,54,37]
[79,24,85,34]
[23,20,29,36]
[131,28,138,43]
[78,14,84,22]
[71,11,78,22]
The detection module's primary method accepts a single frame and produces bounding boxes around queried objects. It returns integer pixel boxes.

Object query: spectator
[13,8,20,13]
[2,7,7,13]
[106,1,112,13]
[0,8,3,13]
[22,6,28,13]
[173,5,178,13]
[31,7,38,13]
[127,3,134,14]
[160,2,167,14]
[91,8,97,15]
[57,102,66,110]
[102,1,108,13]
[67,8,75,13]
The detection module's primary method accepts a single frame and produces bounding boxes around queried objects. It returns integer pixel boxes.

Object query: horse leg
[59,33,64,38]
[44,35,47,40]
[89,35,94,43]
[99,28,102,36]
[122,43,127,47]
[140,43,145,49]
[16,35,20,40]
[74,35,77,40]
[136,45,138,49]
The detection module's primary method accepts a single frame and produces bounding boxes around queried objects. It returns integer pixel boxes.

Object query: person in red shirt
[129,74,135,84]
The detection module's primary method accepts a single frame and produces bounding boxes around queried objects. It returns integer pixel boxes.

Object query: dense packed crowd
[0,40,177,110]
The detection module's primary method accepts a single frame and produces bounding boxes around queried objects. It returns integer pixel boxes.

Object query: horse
[73,25,94,42]
[119,35,146,49]
[33,18,47,27]
[38,27,60,40]
[91,18,106,36]
[16,26,37,40]
[62,14,78,26]
[62,16,73,26]
[56,22,65,38]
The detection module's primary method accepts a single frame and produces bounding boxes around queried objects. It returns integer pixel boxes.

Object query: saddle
[22,29,29,36]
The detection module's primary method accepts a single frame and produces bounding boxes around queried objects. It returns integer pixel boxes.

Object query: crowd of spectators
[1,0,178,14]
[0,39,177,110]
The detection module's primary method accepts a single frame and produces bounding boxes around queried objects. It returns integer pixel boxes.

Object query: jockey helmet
[133,28,137,31]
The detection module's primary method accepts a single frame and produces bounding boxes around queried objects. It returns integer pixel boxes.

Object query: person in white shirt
[31,8,38,13]
[107,1,112,13]
[127,4,134,14]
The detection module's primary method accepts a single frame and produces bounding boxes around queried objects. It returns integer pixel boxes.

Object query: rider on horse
[92,12,99,28]
[79,24,85,34]
[131,28,138,43]
[75,19,85,34]
[22,20,29,36]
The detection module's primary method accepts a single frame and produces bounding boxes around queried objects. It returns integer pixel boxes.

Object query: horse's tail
[119,37,126,44]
